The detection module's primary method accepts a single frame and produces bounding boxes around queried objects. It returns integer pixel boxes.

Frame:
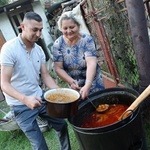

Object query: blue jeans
[10,104,71,150]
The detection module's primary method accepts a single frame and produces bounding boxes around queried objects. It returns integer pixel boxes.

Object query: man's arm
[40,63,59,89]
[1,65,43,109]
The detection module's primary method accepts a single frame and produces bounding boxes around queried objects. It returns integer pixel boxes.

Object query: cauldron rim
[68,87,140,133]
[69,107,139,133]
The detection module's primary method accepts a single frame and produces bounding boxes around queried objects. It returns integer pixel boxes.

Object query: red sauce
[81,104,129,128]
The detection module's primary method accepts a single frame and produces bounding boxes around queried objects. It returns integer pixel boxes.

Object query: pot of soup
[44,88,80,118]
[68,87,147,150]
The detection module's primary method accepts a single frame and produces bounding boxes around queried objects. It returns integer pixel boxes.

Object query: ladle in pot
[87,97,97,109]
[120,85,150,120]
[95,85,150,114]
[87,97,109,113]
[96,103,110,112]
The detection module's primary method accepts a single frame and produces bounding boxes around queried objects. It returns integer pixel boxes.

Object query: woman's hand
[79,85,90,100]
[70,80,81,90]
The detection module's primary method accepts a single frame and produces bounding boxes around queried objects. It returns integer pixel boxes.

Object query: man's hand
[23,96,43,109]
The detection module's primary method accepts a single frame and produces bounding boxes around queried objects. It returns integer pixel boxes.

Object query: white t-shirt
[0,34,46,106]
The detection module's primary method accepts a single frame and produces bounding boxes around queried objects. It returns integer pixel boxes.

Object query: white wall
[32,1,54,47]
[0,13,16,41]
[0,1,53,47]
[32,1,54,71]
[0,1,53,66]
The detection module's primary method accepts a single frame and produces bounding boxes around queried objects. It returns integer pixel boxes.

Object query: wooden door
[0,30,6,50]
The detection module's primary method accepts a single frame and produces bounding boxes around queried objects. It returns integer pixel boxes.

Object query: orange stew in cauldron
[81,104,129,128]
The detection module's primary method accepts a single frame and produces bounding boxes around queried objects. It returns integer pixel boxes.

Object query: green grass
[1,99,150,150]
[0,125,79,150]
[0,100,80,150]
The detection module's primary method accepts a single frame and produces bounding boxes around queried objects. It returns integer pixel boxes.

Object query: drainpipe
[125,0,150,109]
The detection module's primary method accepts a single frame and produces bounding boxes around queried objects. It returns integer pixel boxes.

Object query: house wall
[0,13,16,42]
[32,1,54,71]
[0,30,6,49]
[32,1,54,49]
[0,1,54,70]
[0,1,53,49]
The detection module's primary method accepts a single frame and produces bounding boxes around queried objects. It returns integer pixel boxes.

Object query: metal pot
[44,88,80,118]
[68,87,147,150]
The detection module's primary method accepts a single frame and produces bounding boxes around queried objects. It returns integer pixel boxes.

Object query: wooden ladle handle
[121,85,150,120]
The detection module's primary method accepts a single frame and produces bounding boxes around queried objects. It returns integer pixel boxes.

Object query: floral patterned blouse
[52,34,104,94]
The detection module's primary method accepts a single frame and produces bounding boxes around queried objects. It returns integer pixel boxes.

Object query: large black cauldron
[68,87,147,150]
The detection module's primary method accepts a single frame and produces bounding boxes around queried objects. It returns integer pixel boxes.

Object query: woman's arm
[80,56,97,99]
[54,62,81,90]
[86,56,97,84]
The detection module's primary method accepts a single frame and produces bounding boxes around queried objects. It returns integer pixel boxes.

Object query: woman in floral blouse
[52,14,105,99]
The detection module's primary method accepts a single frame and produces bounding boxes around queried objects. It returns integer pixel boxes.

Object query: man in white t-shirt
[0,12,71,150]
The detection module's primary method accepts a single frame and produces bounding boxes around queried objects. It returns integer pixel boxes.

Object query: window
[7,3,33,35]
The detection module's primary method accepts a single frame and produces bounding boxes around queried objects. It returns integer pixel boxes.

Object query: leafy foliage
[0,0,9,6]
[102,0,139,87]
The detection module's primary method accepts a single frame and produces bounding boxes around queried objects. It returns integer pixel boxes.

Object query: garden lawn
[1,99,150,149]
[0,124,79,150]
[0,100,79,150]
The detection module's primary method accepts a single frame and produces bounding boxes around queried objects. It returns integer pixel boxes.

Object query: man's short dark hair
[24,11,42,22]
